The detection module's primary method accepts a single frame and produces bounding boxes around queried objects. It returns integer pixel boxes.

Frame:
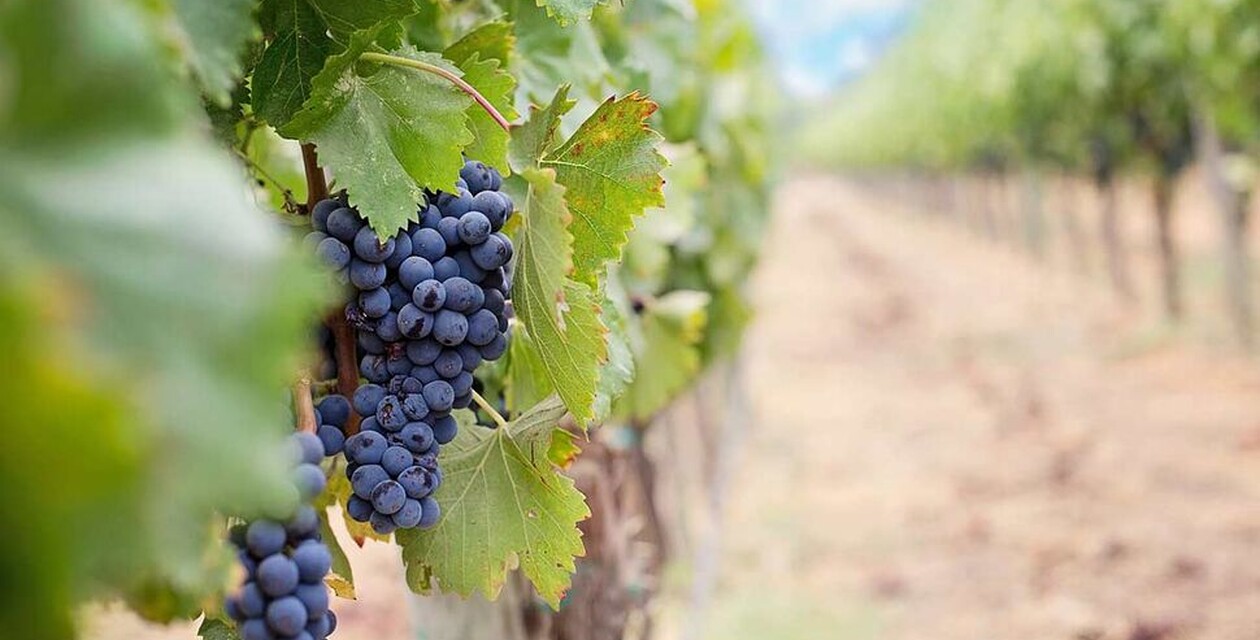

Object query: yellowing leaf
[543,93,667,285]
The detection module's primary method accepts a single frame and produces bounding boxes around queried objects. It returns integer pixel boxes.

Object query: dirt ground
[87,174,1260,640]
[682,175,1260,640]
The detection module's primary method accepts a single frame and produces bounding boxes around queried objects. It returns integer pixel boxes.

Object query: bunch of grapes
[306,159,514,534]
[225,432,336,640]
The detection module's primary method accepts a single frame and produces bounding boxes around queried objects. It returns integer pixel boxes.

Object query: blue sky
[748,0,914,97]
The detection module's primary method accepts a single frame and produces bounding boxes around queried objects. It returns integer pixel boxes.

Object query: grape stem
[232,148,301,213]
[359,51,512,133]
[292,376,318,434]
[301,143,329,212]
[471,390,509,428]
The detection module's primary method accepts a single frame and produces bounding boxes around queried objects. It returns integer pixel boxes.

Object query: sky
[747,0,915,97]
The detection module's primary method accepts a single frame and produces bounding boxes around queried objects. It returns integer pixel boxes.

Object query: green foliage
[0,0,774,635]
[397,397,587,608]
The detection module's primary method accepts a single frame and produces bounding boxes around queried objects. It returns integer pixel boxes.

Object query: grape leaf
[536,0,602,26]
[396,396,587,608]
[593,278,635,423]
[284,43,474,237]
[503,323,554,415]
[509,85,575,173]
[444,22,517,172]
[318,512,355,598]
[252,0,419,127]
[447,52,516,172]
[617,291,709,419]
[542,94,667,285]
[198,617,241,640]
[445,21,515,66]
[252,0,336,127]
[170,0,256,104]
[511,168,608,424]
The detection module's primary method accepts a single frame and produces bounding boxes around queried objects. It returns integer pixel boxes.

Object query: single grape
[422,380,455,414]
[470,234,510,270]
[418,496,442,528]
[375,311,403,342]
[401,376,423,395]
[406,338,442,366]
[375,394,408,431]
[317,425,345,456]
[450,371,474,397]
[239,582,266,618]
[418,204,442,229]
[411,228,447,263]
[392,499,423,528]
[350,464,389,500]
[399,255,436,290]
[369,510,397,535]
[353,384,386,417]
[353,226,395,263]
[359,287,391,319]
[360,416,382,433]
[292,541,332,584]
[441,277,480,312]
[438,189,474,218]
[433,256,460,281]
[457,211,491,245]
[481,332,508,360]
[257,554,300,597]
[240,618,274,640]
[381,446,413,476]
[412,279,446,312]
[434,349,463,378]
[359,354,389,383]
[346,495,373,522]
[316,237,351,270]
[358,330,386,355]
[386,352,412,376]
[398,423,435,454]
[291,432,325,465]
[386,282,411,312]
[397,304,434,339]
[397,466,436,499]
[432,310,468,346]
[457,343,483,371]
[411,365,440,384]
[401,394,428,421]
[349,259,387,290]
[316,395,350,427]
[326,207,363,242]
[460,160,492,194]
[345,431,387,465]
[265,596,307,637]
[466,309,499,347]
[371,480,407,515]
[432,415,458,445]
[286,505,320,538]
[246,520,288,558]
[293,463,326,500]
[295,582,329,618]
[471,191,509,229]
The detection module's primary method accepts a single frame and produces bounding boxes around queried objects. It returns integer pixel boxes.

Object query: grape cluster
[225,432,336,640]
[306,159,514,535]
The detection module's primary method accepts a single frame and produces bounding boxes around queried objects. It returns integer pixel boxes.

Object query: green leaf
[593,277,635,423]
[503,323,554,414]
[509,85,575,173]
[445,20,515,67]
[252,0,336,127]
[318,511,355,599]
[511,168,608,424]
[448,53,516,172]
[618,291,709,418]
[397,397,587,608]
[170,0,257,104]
[285,44,475,236]
[542,94,667,284]
[536,0,602,26]
[253,0,419,127]
[198,617,242,640]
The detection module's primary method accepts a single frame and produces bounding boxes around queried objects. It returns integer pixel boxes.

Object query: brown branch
[328,310,362,436]
[292,376,318,434]
[301,143,329,211]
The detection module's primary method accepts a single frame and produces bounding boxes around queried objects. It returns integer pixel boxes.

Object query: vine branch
[292,375,318,434]
[301,143,329,212]
[471,390,509,429]
[360,51,512,133]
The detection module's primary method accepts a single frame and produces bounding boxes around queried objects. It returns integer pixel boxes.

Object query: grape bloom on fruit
[307,159,514,534]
